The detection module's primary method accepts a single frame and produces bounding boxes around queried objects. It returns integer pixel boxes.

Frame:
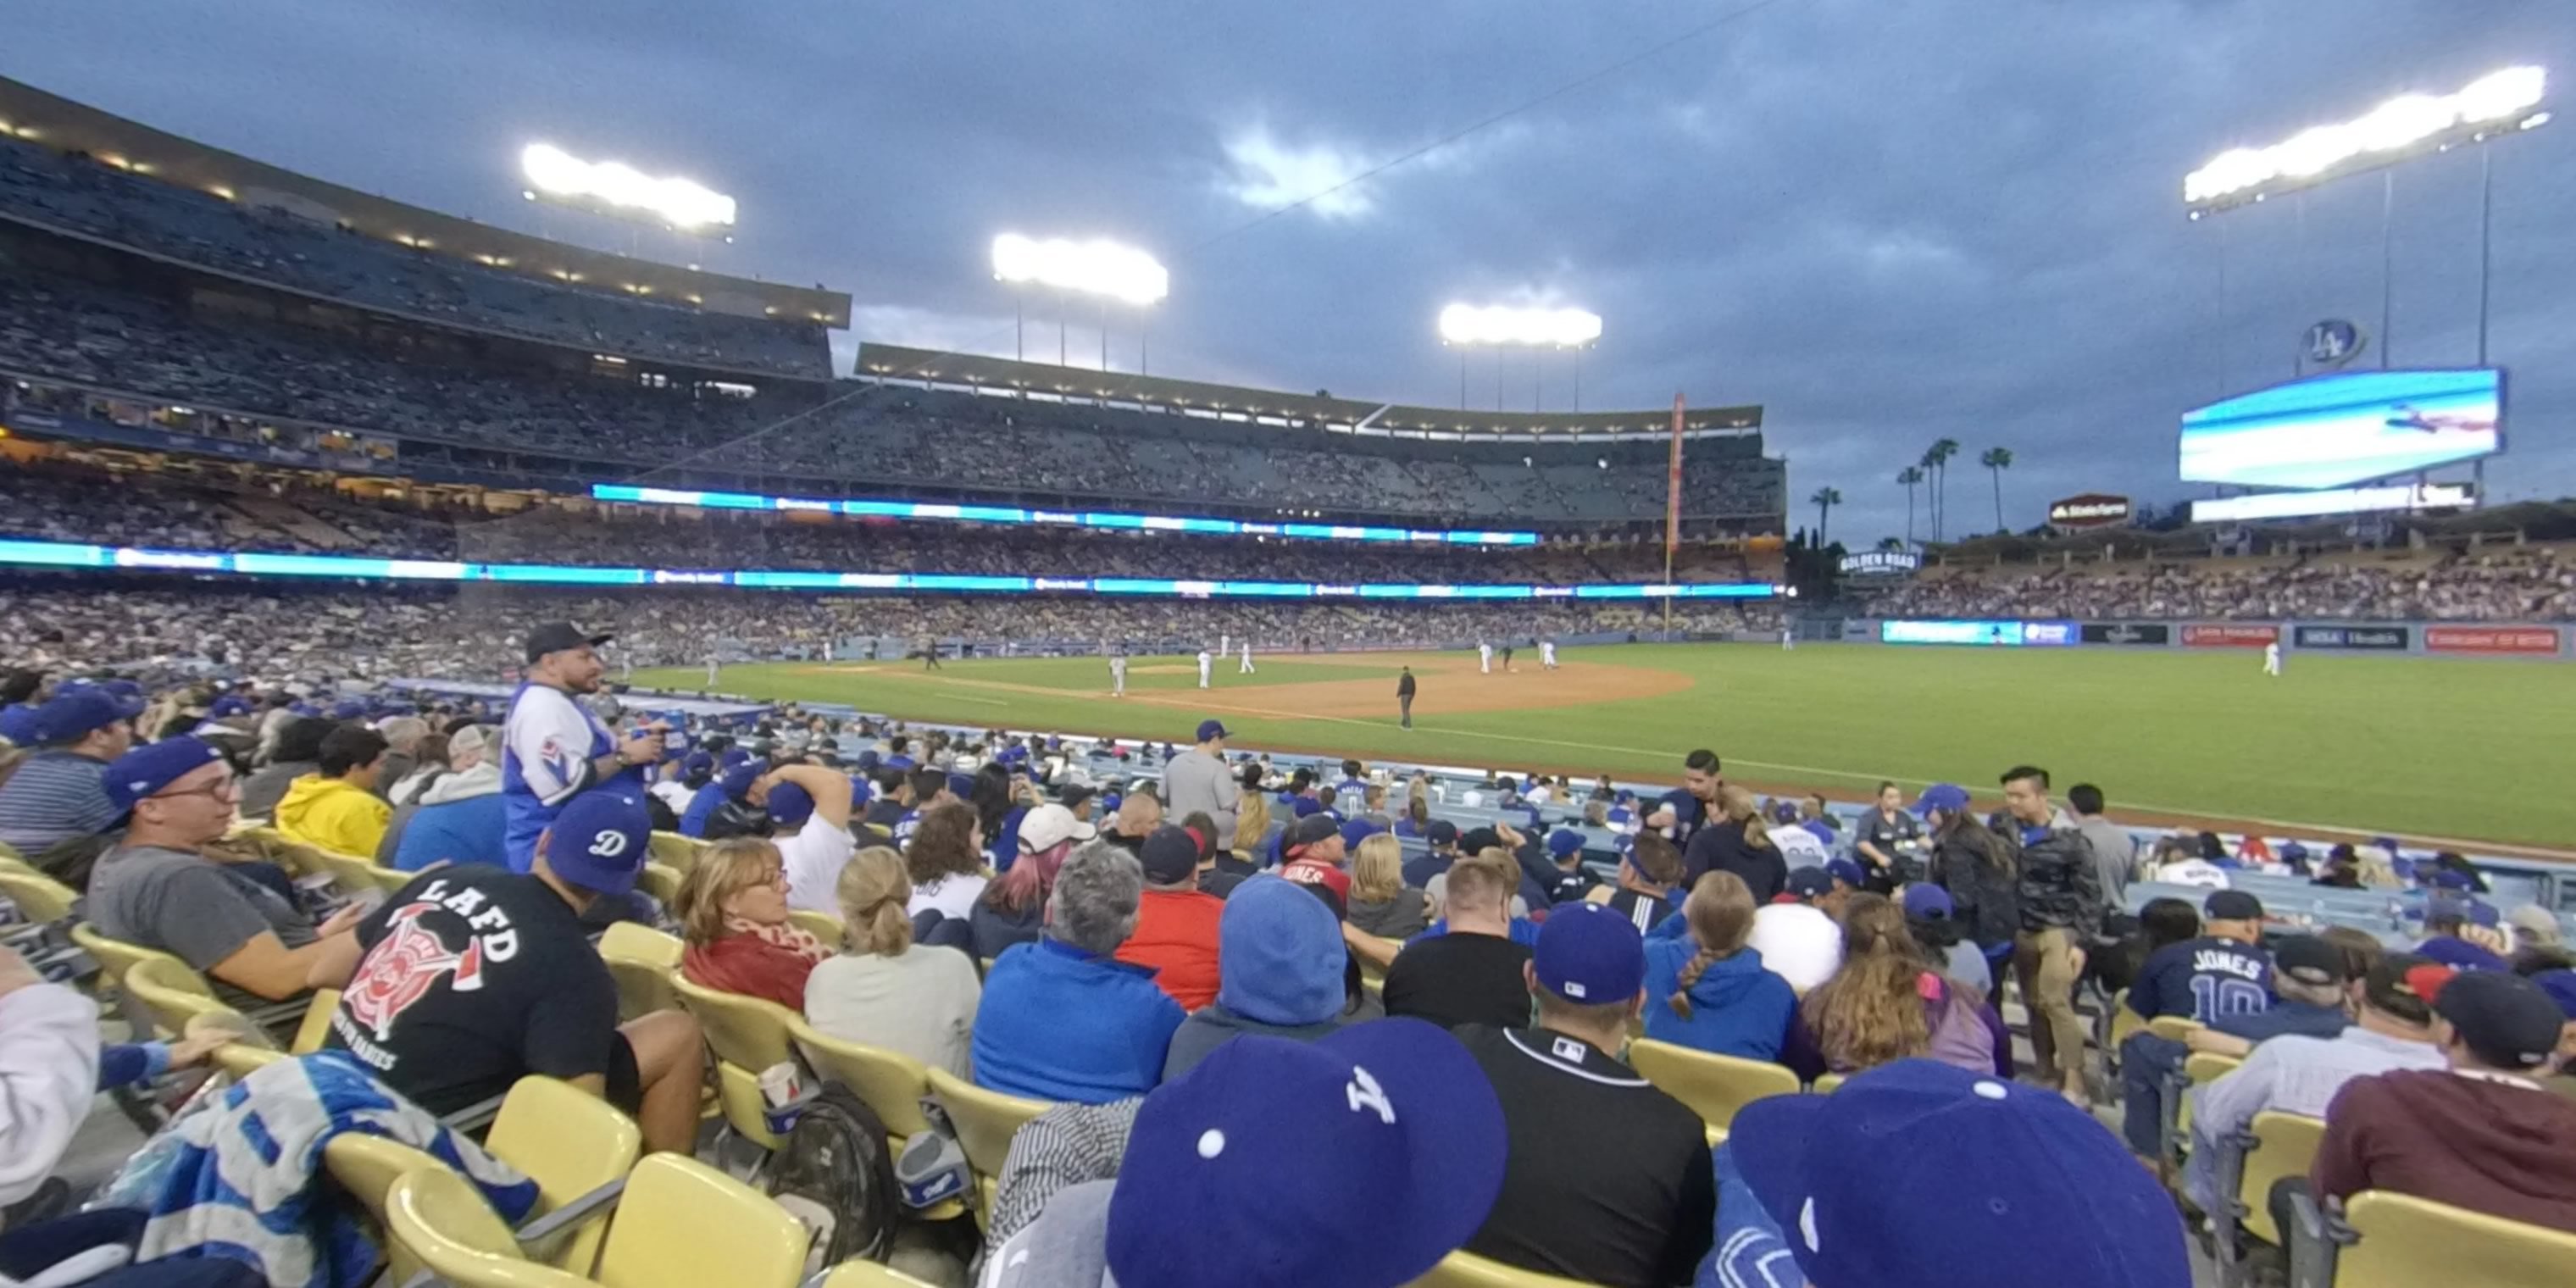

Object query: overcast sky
[8,0,2571,544]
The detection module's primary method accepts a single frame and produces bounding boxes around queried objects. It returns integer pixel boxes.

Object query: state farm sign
[2425,626,2562,656]
[2183,624,2279,647]
[2047,493,2133,529]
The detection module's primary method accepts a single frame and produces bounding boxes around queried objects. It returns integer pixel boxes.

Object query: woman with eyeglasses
[673,837,830,1008]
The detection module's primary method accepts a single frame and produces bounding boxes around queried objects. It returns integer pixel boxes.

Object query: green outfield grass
[635,644,2574,850]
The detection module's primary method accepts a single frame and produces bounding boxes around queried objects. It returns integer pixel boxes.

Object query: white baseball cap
[1018,802,1098,853]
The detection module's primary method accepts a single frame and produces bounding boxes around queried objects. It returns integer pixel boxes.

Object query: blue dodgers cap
[848,774,872,808]
[1105,1019,1506,1288]
[541,789,653,896]
[102,736,228,813]
[1532,901,1646,1004]
[719,747,755,769]
[2424,867,2475,891]
[768,781,816,830]
[1913,783,1970,818]
[1291,796,1324,819]
[1216,876,1346,1026]
[1902,884,1956,919]
[1547,829,1585,859]
[208,694,254,719]
[1426,819,1459,847]
[1196,719,1230,741]
[1824,857,1867,888]
[681,750,714,776]
[1732,1059,2190,1288]
[1785,867,1833,900]
[35,687,145,744]
[720,762,763,803]
[0,703,39,745]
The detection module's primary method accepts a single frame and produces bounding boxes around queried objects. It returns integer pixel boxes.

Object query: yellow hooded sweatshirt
[275,774,391,858]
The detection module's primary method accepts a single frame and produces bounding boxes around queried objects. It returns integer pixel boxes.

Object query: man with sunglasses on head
[86,736,368,1014]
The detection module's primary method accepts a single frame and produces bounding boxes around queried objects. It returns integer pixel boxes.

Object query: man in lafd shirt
[323,788,703,1155]
[502,622,662,872]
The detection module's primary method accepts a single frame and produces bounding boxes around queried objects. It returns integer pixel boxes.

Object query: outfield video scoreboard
[1881,619,2078,647]
[2179,369,2501,491]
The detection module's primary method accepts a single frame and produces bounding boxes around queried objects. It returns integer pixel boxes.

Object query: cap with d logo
[542,789,652,896]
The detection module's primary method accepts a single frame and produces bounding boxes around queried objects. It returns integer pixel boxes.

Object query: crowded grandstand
[3,36,2574,1288]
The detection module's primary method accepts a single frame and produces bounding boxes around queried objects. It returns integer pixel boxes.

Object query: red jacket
[2313,1069,2576,1234]
[683,933,819,1012]
[1115,888,1225,1011]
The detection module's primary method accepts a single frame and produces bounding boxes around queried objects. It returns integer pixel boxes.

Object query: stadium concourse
[5,69,2576,1288]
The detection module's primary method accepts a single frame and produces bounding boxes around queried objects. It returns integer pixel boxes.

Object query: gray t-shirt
[86,843,318,1010]
[1160,749,1241,849]
[2074,817,2136,904]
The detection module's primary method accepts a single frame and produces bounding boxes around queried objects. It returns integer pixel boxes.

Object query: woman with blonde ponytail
[802,846,983,1076]
[1640,870,1797,1060]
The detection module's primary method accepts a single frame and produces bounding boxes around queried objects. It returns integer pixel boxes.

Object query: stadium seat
[636,862,682,907]
[314,847,408,899]
[1811,1073,1846,1094]
[486,1076,645,1274]
[596,923,685,1022]
[816,1261,939,1287]
[2162,1050,2243,1165]
[2147,1015,2200,1043]
[0,869,77,923]
[1625,1040,1800,1141]
[1405,1249,1595,1285]
[118,955,219,1038]
[788,1018,935,1139]
[2210,1110,2325,1274]
[69,922,189,991]
[924,1065,1052,1229]
[323,1132,456,1284]
[2294,1189,2576,1288]
[788,909,845,947]
[590,1152,811,1288]
[291,989,341,1054]
[668,971,798,1154]
[646,831,702,875]
[384,1165,592,1288]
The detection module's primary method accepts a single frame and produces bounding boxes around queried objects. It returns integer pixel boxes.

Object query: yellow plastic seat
[486,1075,645,1274]
[119,957,222,1039]
[209,1042,286,1079]
[1626,1039,1801,1138]
[70,923,193,991]
[1811,1073,1846,1094]
[669,971,799,1151]
[324,1132,454,1284]
[313,848,397,900]
[384,1166,592,1288]
[0,869,77,922]
[1405,1248,1596,1285]
[2146,1015,2200,1043]
[790,1018,936,1139]
[817,1261,939,1287]
[291,989,341,1055]
[647,831,702,876]
[2335,1190,2576,1287]
[925,1065,1052,1227]
[2106,989,2146,1051]
[636,862,682,907]
[597,924,685,1023]
[591,1152,810,1288]
[2236,1112,2326,1247]
[788,909,845,947]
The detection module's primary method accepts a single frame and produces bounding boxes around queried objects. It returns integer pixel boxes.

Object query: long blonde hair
[672,837,785,947]
[1719,786,1773,850]
[1666,870,1756,1019]
[1802,893,1932,1070]
[1234,791,1271,858]
[1351,833,1404,903]
[836,846,913,956]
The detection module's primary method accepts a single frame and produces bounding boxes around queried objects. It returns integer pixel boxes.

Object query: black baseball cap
[1426,819,1459,847]
[2204,891,2264,923]
[1457,826,1502,855]
[1056,783,1097,808]
[1284,813,1341,856]
[2429,969,2566,1070]
[525,621,613,663]
[1140,824,1202,885]
[2270,935,2346,987]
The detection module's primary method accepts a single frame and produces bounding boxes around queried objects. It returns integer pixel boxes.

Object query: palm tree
[1809,486,1842,544]
[1979,447,2013,533]
[1896,465,1926,545]
[1926,438,1961,541]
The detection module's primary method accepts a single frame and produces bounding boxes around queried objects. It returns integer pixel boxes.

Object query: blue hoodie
[391,762,507,872]
[678,781,725,838]
[1641,912,1798,1061]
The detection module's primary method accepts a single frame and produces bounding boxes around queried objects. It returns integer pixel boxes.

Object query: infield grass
[635,643,2573,851]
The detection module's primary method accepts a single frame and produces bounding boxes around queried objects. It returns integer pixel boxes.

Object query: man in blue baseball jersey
[501,622,661,873]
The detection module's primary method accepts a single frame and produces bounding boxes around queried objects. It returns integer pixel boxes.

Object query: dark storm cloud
[6,0,2570,543]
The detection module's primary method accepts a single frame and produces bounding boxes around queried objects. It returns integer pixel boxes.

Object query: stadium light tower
[2183,65,2548,371]
[519,143,736,232]
[1438,303,1603,412]
[991,234,1169,372]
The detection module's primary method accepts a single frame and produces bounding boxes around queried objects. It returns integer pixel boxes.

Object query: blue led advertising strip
[590,483,1542,546]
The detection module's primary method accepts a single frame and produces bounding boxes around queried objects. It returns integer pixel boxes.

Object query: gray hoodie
[375,760,501,867]
[980,1179,1116,1288]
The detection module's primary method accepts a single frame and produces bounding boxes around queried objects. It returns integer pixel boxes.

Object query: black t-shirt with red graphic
[324,865,618,1114]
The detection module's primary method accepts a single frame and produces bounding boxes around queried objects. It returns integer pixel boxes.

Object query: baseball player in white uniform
[2263,640,2283,677]
[1197,649,1213,688]
[1540,639,1558,669]
[1239,641,1255,674]
[1478,640,1493,674]
[705,653,719,687]
[1111,652,1128,697]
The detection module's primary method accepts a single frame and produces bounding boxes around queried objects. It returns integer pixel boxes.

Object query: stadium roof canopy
[0,75,850,328]
[857,343,1763,441]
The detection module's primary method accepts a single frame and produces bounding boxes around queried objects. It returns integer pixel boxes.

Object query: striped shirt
[0,751,119,852]
[981,1096,1141,1255]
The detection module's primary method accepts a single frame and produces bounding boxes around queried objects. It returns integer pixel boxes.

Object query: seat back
[315,848,391,900]
[2340,1189,2576,1287]
[790,1017,935,1138]
[323,1133,450,1283]
[0,869,77,922]
[1811,1073,1846,1095]
[597,923,686,1022]
[384,1167,591,1288]
[69,922,192,989]
[788,909,846,947]
[487,1076,644,1274]
[121,956,224,1039]
[2236,1112,2326,1246]
[636,862,682,907]
[818,1261,940,1287]
[647,831,702,876]
[592,1153,810,1288]
[669,970,799,1149]
[1404,1249,1596,1285]
[1625,1039,1801,1138]
[292,988,341,1054]
[2146,1015,2200,1043]
[924,1065,1052,1177]
[2184,1052,2241,1085]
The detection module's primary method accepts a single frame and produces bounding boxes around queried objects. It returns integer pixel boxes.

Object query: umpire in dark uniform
[1397,667,1417,729]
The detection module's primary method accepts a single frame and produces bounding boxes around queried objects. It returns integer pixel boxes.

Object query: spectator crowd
[1864,549,2575,622]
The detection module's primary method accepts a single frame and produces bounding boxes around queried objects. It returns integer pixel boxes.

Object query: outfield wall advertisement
[2291,625,2410,651]
[2183,624,2280,648]
[2424,626,2562,655]
[1860,619,2567,659]
[2079,623,2170,646]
